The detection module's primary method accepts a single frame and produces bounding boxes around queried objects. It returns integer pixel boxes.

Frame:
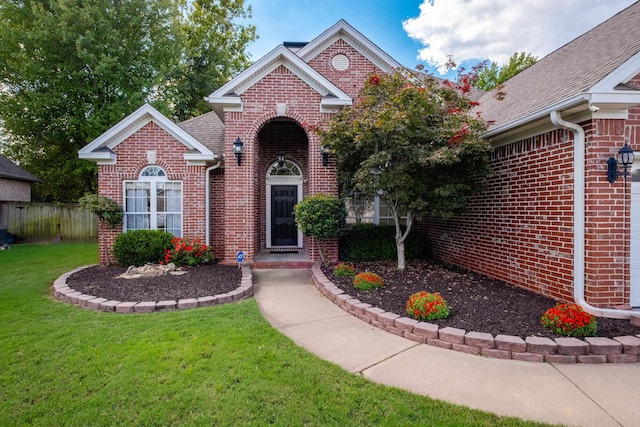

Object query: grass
[0,243,552,426]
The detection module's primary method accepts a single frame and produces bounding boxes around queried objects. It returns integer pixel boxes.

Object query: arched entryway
[258,119,309,251]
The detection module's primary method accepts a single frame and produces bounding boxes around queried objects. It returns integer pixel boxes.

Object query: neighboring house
[0,154,39,241]
[0,154,39,203]
[80,3,640,315]
[79,20,399,265]
[419,2,640,316]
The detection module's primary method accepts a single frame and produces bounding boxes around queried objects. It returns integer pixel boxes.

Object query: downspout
[205,158,223,247]
[550,110,632,319]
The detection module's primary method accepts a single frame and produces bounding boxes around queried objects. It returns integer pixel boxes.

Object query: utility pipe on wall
[550,110,632,319]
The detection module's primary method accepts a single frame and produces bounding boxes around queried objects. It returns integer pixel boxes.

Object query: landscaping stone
[351,302,372,316]
[607,354,638,363]
[577,354,607,364]
[438,327,466,344]
[134,301,156,313]
[511,352,545,363]
[413,322,439,339]
[495,335,526,352]
[555,337,590,355]
[465,331,494,349]
[378,312,400,327]
[613,335,640,355]
[394,317,419,332]
[99,300,120,312]
[427,338,452,349]
[156,300,177,310]
[526,336,557,354]
[197,296,216,307]
[115,302,136,313]
[86,297,108,310]
[584,337,622,355]
[544,354,576,363]
[480,348,511,359]
[452,343,481,355]
[364,306,386,322]
[177,298,198,309]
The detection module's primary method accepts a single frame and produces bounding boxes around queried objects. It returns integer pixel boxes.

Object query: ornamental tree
[320,67,493,270]
[293,194,347,265]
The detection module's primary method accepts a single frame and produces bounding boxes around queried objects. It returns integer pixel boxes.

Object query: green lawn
[0,243,552,426]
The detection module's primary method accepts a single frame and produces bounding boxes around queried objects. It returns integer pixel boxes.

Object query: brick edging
[309,263,640,364]
[53,264,253,313]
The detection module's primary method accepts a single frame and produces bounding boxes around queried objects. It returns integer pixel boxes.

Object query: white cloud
[403,0,637,75]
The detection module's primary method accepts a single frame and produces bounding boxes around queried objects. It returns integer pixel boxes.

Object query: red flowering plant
[541,303,597,337]
[333,263,355,277]
[353,271,383,291]
[161,237,214,267]
[406,291,450,321]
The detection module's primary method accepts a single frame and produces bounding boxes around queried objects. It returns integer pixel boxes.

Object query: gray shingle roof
[478,2,640,131]
[0,154,39,182]
[177,111,225,155]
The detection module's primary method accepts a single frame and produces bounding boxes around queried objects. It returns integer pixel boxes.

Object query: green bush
[113,230,175,266]
[339,224,428,262]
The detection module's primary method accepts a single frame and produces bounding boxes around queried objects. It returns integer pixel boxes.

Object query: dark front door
[271,185,297,246]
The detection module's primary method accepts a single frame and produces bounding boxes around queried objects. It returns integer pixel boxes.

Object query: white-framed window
[345,192,407,227]
[123,166,182,236]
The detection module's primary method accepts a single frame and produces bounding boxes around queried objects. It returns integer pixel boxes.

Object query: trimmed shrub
[113,230,174,266]
[339,224,428,262]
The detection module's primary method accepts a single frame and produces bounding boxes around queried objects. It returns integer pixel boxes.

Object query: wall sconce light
[607,142,634,183]
[320,145,330,167]
[232,137,244,166]
[276,153,286,169]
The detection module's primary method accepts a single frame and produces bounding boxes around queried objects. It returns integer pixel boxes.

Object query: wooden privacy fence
[0,202,98,243]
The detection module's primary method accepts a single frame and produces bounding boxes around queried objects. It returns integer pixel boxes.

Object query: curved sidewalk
[253,268,640,427]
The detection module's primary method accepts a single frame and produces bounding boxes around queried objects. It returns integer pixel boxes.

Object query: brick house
[80,4,640,316]
[79,20,398,265]
[420,3,640,317]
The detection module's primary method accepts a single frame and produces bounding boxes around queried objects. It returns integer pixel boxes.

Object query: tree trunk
[393,211,413,270]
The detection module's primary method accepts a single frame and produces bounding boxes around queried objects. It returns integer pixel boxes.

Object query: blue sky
[244,0,636,78]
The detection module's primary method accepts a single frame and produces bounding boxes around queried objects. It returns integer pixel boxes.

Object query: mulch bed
[65,259,640,340]
[66,263,242,302]
[322,259,640,340]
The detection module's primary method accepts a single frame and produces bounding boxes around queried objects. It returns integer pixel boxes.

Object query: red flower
[368,75,380,86]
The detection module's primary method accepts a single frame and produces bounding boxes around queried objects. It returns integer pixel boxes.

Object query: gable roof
[0,154,39,182]
[79,104,217,165]
[480,2,640,140]
[296,19,401,71]
[178,111,225,155]
[206,20,402,121]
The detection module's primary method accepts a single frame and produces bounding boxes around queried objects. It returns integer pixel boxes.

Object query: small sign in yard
[236,251,244,267]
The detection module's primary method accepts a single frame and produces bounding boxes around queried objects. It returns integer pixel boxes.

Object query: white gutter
[205,159,223,246]
[550,110,632,319]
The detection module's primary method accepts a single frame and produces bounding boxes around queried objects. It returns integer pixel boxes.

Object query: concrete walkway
[253,269,640,427]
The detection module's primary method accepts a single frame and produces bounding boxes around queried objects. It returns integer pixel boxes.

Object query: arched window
[123,166,182,236]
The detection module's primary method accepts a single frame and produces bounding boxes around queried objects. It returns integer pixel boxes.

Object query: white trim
[297,19,401,72]
[78,104,216,164]
[206,43,353,121]
[265,161,303,248]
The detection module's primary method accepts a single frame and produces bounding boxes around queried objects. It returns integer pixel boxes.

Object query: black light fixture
[320,145,330,167]
[232,137,244,166]
[607,142,635,183]
[276,153,286,168]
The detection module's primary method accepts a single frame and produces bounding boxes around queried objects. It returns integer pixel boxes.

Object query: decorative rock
[119,263,177,279]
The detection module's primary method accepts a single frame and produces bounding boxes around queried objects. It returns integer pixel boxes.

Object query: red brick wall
[220,46,380,263]
[420,112,639,307]
[97,122,207,264]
